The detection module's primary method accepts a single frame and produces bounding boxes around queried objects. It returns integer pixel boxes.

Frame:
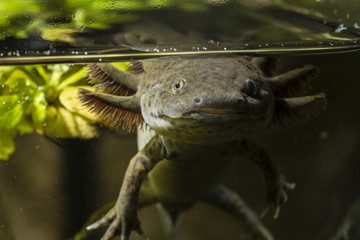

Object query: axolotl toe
[79,56,326,240]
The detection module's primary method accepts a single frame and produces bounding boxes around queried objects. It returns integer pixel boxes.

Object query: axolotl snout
[79,56,326,240]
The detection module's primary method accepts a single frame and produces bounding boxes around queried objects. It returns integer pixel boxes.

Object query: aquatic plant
[0,64,100,160]
[0,0,208,41]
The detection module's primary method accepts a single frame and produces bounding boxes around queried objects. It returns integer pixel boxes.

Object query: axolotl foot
[262,175,296,219]
[87,204,143,240]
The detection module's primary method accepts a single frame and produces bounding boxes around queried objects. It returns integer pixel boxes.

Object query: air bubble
[335,24,347,33]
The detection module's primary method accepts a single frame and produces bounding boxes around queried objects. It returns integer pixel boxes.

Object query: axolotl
[79,56,326,240]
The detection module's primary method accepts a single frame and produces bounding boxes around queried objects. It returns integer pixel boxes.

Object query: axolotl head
[139,57,275,142]
[79,56,326,144]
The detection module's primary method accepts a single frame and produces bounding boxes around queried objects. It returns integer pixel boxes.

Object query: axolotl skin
[79,56,326,240]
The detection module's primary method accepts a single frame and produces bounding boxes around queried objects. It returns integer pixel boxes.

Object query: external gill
[257,62,327,126]
[81,63,144,132]
[268,65,320,97]
[78,88,144,132]
[272,93,327,125]
[87,63,139,95]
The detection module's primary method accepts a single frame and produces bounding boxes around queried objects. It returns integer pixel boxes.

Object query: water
[1,1,360,240]
[1,0,360,65]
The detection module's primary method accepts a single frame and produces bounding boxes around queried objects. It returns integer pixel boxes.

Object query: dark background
[1,52,360,240]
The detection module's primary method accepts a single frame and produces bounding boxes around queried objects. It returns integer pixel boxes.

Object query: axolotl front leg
[87,136,166,240]
[238,139,296,218]
[202,139,294,240]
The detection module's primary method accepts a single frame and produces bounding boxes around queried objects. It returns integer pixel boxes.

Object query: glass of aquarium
[1,1,360,240]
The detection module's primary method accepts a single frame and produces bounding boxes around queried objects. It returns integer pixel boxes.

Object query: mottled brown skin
[80,56,326,240]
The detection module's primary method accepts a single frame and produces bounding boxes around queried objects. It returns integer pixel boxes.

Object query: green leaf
[5,69,37,95]
[35,106,98,139]
[59,86,97,121]
[31,91,48,123]
[17,118,33,134]
[0,66,15,83]
[35,65,50,84]
[112,62,131,72]
[0,95,25,129]
[49,66,64,86]
[57,68,86,91]
[0,128,16,161]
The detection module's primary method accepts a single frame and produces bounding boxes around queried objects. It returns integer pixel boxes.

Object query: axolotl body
[79,56,326,240]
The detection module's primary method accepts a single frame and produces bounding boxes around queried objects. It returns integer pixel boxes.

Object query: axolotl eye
[246,79,258,96]
[172,78,187,95]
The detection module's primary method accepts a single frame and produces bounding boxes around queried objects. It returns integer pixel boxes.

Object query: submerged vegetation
[1,0,359,43]
[0,64,94,160]
[0,0,210,41]
[0,62,132,160]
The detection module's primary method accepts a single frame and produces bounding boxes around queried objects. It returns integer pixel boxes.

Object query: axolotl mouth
[182,108,250,121]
